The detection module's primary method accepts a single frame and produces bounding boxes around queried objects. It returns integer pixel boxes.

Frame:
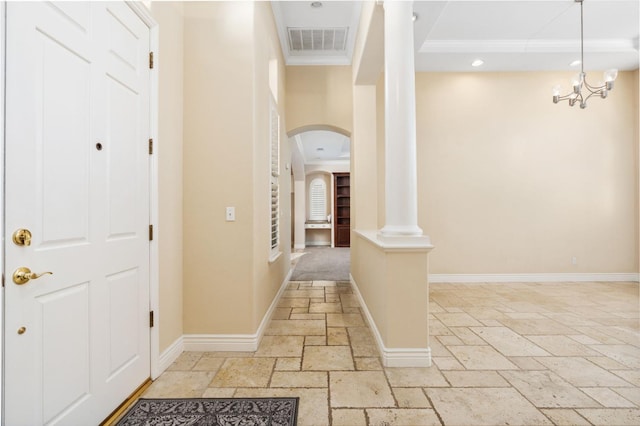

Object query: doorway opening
[289,126,351,281]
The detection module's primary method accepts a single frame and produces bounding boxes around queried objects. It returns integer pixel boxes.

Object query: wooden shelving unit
[334,173,350,247]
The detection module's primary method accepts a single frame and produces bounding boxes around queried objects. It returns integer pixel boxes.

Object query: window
[309,178,327,221]
[270,96,280,257]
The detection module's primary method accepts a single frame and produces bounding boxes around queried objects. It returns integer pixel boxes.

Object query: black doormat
[116,397,299,426]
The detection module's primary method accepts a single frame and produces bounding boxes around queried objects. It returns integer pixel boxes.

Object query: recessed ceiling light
[316,147,324,151]
[412,13,418,22]
[569,60,581,67]
[471,59,484,67]
[310,1,323,8]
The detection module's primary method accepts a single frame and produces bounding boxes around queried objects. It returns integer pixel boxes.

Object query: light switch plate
[226,207,235,221]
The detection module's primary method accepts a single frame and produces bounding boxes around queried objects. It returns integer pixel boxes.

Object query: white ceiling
[293,131,350,166]
[278,0,639,168]
[271,0,640,72]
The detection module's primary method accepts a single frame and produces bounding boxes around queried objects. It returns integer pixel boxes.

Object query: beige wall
[285,66,353,134]
[415,71,639,274]
[252,1,291,329]
[151,1,184,352]
[182,1,290,335]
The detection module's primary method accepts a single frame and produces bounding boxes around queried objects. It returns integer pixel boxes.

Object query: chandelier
[552,0,618,108]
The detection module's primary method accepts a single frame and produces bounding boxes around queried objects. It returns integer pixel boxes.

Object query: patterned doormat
[116,397,299,426]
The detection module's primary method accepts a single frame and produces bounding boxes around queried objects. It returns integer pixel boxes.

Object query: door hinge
[149,224,154,241]
[149,138,153,155]
[150,310,154,328]
[149,51,154,69]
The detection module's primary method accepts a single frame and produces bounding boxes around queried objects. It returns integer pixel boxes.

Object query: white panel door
[4,2,151,425]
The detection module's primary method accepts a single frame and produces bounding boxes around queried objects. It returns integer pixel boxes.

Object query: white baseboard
[350,274,432,368]
[156,335,184,378]
[429,273,640,283]
[183,268,293,352]
[294,244,306,250]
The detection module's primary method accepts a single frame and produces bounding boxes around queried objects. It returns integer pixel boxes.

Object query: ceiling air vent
[287,27,348,52]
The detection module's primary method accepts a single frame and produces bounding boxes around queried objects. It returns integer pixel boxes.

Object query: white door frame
[125,0,161,382]
[0,1,161,421]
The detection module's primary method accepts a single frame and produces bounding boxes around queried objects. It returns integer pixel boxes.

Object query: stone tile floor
[144,280,640,425]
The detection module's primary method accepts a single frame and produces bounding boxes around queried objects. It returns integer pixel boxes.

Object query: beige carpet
[290,247,350,281]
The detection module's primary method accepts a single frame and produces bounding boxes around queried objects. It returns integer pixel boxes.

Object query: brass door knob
[13,267,53,285]
[12,229,32,246]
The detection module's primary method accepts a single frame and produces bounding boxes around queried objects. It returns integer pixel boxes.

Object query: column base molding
[351,274,432,367]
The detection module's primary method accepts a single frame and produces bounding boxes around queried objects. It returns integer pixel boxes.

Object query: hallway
[141,280,640,425]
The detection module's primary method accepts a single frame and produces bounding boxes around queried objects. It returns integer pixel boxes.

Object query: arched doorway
[288,126,351,250]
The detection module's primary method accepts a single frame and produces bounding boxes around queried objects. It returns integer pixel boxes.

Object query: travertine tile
[325,294,341,303]
[540,409,592,425]
[289,313,326,320]
[327,313,365,327]
[201,387,236,398]
[569,334,603,345]
[234,388,329,426]
[587,356,630,370]
[272,307,291,320]
[449,327,487,345]
[354,357,382,371]
[330,371,395,408]
[443,371,510,388]
[430,319,454,336]
[426,387,552,425]
[302,346,354,371]
[339,294,360,308]
[393,387,431,408]
[613,387,640,405]
[499,319,578,335]
[309,302,342,313]
[144,371,216,398]
[500,370,600,408]
[535,357,633,387]
[577,408,640,426]
[347,327,376,345]
[209,358,275,388]
[312,280,337,287]
[304,335,326,346]
[448,345,518,370]
[144,281,639,426]
[526,335,600,356]
[327,327,349,345]
[167,352,203,371]
[508,356,547,370]
[432,356,465,370]
[590,345,640,369]
[435,312,483,327]
[437,335,465,346]
[429,338,453,357]
[192,356,225,372]
[470,327,550,356]
[580,387,636,407]
[366,409,441,426]
[505,312,546,319]
[351,343,379,357]
[254,335,304,357]
[274,357,301,371]
[282,289,325,298]
[270,371,327,388]
[277,298,309,308]
[264,319,325,336]
[385,367,449,387]
[331,409,367,425]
